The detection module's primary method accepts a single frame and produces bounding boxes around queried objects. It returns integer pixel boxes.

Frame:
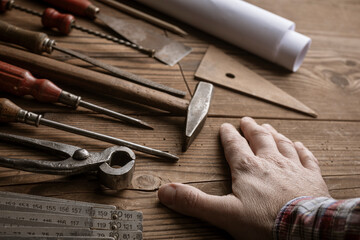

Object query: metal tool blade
[195,46,318,117]
[97,13,192,66]
[52,45,186,97]
[183,82,213,151]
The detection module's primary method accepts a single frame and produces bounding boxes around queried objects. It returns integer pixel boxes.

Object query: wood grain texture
[0,0,359,239]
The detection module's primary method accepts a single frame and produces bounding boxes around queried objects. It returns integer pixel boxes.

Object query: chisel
[0,60,153,129]
[0,20,186,97]
[0,98,179,161]
[0,0,154,56]
[41,0,192,66]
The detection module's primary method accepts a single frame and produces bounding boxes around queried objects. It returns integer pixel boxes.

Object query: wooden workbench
[0,0,359,239]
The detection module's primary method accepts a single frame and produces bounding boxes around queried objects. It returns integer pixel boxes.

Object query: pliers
[0,132,135,190]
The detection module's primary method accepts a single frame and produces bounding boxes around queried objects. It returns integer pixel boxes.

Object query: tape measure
[0,191,142,240]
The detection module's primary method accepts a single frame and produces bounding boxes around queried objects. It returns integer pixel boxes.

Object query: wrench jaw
[183,82,214,152]
[98,146,136,190]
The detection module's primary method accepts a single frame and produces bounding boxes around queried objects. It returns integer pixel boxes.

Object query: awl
[0,45,215,151]
[0,98,179,161]
[41,0,192,66]
[0,20,186,97]
[0,60,152,129]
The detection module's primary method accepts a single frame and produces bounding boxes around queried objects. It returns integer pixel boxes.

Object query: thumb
[158,183,239,230]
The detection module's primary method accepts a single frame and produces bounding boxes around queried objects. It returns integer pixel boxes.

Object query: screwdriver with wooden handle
[0,0,155,56]
[0,98,178,161]
[0,20,186,97]
[0,60,153,129]
[40,0,192,66]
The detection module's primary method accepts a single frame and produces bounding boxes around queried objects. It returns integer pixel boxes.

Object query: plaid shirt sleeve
[273,196,360,240]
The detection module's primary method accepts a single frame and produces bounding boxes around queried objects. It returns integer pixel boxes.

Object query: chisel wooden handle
[0,60,62,102]
[0,98,21,123]
[0,20,49,53]
[41,0,99,18]
[0,45,189,114]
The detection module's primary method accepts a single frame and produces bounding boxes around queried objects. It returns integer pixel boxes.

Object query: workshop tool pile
[0,0,319,238]
[0,0,196,238]
[0,191,143,239]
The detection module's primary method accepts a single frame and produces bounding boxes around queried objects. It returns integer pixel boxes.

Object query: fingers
[158,183,239,231]
[220,123,254,168]
[262,124,299,161]
[294,142,320,170]
[240,117,278,156]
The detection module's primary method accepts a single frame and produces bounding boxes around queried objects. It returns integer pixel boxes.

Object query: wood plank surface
[0,0,359,239]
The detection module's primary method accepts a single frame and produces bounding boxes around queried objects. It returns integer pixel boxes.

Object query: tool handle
[0,45,189,114]
[0,60,62,102]
[0,20,49,54]
[0,98,21,123]
[0,0,11,13]
[42,8,75,35]
[41,0,99,19]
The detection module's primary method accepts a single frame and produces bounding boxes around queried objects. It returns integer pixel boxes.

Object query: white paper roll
[137,0,311,72]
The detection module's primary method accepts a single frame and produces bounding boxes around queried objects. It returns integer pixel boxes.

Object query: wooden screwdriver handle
[0,98,21,123]
[0,20,49,54]
[0,60,62,102]
[41,0,98,19]
[42,8,75,35]
[0,45,189,114]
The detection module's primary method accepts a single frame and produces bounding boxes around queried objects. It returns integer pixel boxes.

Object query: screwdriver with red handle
[0,98,178,161]
[0,0,154,56]
[0,60,153,129]
[0,20,185,97]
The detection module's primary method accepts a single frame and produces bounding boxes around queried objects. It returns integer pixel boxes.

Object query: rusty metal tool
[40,0,192,66]
[0,20,186,97]
[195,46,318,117]
[0,60,153,129]
[0,98,179,161]
[95,0,188,36]
[0,0,154,57]
[0,45,214,151]
[0,133,136,189]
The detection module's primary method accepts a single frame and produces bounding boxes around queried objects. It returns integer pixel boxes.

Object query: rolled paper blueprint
[137,0,311,72]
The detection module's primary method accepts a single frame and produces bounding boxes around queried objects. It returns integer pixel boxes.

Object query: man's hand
[158,117,330,239]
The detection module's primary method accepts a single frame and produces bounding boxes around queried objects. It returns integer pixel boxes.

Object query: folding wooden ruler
[0,191,142,240]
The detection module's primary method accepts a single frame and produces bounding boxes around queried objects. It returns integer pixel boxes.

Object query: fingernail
[158,184,176,206]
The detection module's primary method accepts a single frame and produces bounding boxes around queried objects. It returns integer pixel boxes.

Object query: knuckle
[249,128,272,139]
[234,155,260,172]
[276,135,294,146]
[183,190,200,209]
[223,138,240,148]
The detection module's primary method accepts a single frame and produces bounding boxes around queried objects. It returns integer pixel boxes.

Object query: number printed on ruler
[0,196,142,221]
[0,227,143,240]
[0,210,142,231]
